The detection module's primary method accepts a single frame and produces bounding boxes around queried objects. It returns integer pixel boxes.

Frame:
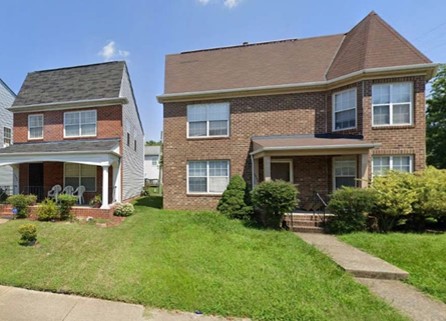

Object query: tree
[217,175,252,219]
[427,64,446,168]
[145,140,162,146]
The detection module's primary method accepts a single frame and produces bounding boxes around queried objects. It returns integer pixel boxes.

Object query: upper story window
[333,88,356,131]
[147,156,158,166]
[372,83,412,126]
[372,155,412,176]
[3,127,11,147]
[64,110,97,137]
[28,114,43,139]
[187,103,229,138]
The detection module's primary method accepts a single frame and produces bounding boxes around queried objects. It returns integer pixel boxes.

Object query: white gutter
[9,97,129,112]
[250,143,381,156]
[0,149,121,157]
[157,63,438,102]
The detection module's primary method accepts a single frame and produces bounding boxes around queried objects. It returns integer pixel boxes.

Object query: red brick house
[158,12,437,210]
[0,61,144,209]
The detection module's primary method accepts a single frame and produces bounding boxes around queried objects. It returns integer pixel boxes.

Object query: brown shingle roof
[164,12,432,95]
[326,12,431,79]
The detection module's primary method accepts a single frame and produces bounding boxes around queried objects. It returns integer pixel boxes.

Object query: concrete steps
[0,204,13,220]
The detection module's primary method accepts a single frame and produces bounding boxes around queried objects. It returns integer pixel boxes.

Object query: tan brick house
[0,61,144,209]
[158,12,437,210]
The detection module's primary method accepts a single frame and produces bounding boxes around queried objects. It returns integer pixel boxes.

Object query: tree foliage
[217,175,252,219]
[427,64,446,168]
[145,140,162,146]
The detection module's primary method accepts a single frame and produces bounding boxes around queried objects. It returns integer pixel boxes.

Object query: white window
[187,160,230,194]
[333,158,357,190]
[187,103,229,138]
[147,156,158,166]
[333,88,356,130]
[372,156,412,176]
[4,127,11,146]
[28,114,43,139]
[64,163,97,192]
[372,83,412,126]
[64,110,97,137]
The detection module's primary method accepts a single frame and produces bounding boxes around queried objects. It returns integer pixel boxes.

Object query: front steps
[0,204,13,219]
[284,213,329,233]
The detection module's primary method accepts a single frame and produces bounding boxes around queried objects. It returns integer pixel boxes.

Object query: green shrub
[7,194,37,218]
[114,203,135,217]
[89,194,102,207]
[58,194,77,220]
[252,180,298,228]
[37,198,59,221]
[18,223,37,245]
[371,171,417,232]
[326,187,378,234]
[217,175,253,219]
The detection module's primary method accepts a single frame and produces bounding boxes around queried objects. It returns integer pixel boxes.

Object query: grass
[340,232,446,304]
[0,197,408,321]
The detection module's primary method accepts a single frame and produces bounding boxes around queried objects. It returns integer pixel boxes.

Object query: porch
[0,139,121,209]
[251,134,381,208]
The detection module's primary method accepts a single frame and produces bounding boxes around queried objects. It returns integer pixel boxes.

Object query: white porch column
[360,153,369,188]
[12,164,19,195]
[112,161,122,203]
[263,156,271,181]
[101,165,110,209]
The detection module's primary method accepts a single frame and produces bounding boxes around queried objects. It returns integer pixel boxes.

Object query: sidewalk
[0,285,251,321]
[296,233,446,321]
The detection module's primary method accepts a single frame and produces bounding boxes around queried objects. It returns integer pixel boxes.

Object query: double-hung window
[372,156,412,176]
[187,103,229,137]
[64,110,97,137]
[28,114,43,139]
[333,88,356,130]
[64,163,97,192]
[188,160,229,194]
[333,158,357,189]
[372,83,412,126]
[3,127,11,146]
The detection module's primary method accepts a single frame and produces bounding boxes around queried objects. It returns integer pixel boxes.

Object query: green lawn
[0,197,407,321]
[340,232,446,304]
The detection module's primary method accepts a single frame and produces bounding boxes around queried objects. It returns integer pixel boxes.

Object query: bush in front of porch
[7,194,37,218]
[217,175,252,220]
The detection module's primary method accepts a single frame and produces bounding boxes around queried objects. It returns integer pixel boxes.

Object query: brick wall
[163,76,427,210]
[13,105,122,143]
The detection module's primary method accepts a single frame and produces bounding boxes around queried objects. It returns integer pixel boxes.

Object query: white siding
[144,155,160,180]
[120,67,144,200]
[0,79,14,187]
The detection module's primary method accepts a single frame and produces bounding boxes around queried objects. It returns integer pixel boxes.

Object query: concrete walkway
[0,286,250,321]
[296,233,446,321]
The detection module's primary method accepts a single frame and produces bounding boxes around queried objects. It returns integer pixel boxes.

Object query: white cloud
[223,0,241,8]
[98,41,130,61]
[196,0,242,8]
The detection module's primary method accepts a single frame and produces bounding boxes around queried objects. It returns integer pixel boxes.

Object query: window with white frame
[333,158,357,189]
[333,88,356,130]
[372,156,412,176]
[188,160,229,194]
[64,163,97,192]
[372,83,412,126]
[28,114,43,139]
[64,110,97,137]
[147,156,158,166]
[187,103,229,137]
[4,127,11,146]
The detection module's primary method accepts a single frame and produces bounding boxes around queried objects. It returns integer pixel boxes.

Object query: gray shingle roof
[0,139,120,154]
[13,61,125,107]
[144,145,161,155]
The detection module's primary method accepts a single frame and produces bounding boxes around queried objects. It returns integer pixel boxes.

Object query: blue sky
[0,0,445,140]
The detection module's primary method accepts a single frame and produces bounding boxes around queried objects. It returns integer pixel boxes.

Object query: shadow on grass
[134,196,163,209]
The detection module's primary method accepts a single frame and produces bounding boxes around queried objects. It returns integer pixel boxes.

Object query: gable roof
[13,61,125,107]
[161,12,434,99]
[145,145,161,156]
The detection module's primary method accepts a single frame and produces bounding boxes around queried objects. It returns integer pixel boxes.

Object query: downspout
[250,153,255,189]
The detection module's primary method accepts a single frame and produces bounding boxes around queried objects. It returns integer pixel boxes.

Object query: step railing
[312,191,328,223]
[0,186,16,204]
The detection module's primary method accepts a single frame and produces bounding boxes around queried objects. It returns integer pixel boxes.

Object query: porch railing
[0,185,16,204]
[312,191,329,223]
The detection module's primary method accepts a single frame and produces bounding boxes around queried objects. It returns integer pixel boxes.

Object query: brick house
[158,12,438,211]
[0,61,144,209]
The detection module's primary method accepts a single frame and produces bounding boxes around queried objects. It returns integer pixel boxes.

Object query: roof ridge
[324,34,346,80]
[0,78,16,97]
[28,61,125,74]
[362,12,372,70]
[372,13,431,63]
[180,33,344,55]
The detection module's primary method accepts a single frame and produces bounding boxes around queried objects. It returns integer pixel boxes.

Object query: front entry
[28,163,44,200]
[271,160,293,182]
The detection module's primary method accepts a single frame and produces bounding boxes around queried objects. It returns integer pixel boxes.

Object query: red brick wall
[163,76,427,210]
[13,105,122,143]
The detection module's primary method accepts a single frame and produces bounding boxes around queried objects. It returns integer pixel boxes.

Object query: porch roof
[0,139,120,166]
[251,134,380,157]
